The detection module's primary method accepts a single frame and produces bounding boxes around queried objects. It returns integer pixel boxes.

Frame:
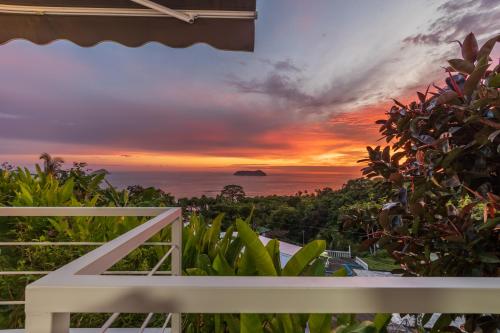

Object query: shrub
[361,32,499,332]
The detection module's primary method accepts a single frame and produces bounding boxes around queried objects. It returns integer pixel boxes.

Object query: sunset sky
[1,0,499,173]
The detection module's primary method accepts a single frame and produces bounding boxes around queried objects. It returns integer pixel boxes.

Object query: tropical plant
[39,152,64,176]
[360,32,499,332]
[181,213,391,333]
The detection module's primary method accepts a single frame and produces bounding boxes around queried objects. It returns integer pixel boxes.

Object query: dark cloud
[273,59,302,73]
[228,72,314,105]
[404,0,500,46]
[228,57,392,114]
[0,91,290,157]
[260,58,302,73]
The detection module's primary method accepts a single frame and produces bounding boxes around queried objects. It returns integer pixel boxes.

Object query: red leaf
[462,32,478,63]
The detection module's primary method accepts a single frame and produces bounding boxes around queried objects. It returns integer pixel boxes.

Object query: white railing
[326,245,351,258]
[0,207,499,333]
[355,256,370,270]
[0,207,182,333]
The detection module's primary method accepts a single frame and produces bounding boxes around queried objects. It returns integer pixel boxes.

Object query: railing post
[25,312,70,333]
[171,211,183,333]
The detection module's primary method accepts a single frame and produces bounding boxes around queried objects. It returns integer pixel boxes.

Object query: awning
[0,0,256,51]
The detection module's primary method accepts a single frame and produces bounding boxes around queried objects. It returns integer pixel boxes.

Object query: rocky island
[233,170,267,176]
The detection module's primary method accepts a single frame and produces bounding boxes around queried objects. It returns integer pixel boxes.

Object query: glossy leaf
[308,314,331,333]
[236,219,277,276]
[282,240,326,276]
[463,56,489,96]
[461,32,478,63]
[448,59,474,75]
[241,314,263,333]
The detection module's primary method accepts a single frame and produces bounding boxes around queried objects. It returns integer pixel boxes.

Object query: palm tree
[39,152,64,176]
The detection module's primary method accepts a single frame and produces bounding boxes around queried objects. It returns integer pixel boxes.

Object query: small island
[234,170,267,176]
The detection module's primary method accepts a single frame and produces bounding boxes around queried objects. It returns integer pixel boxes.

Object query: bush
[361,32,499,332]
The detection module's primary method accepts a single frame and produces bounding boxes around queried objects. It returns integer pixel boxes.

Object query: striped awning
[0,0,257,51]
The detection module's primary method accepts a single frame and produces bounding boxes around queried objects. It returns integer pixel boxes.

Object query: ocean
[106,171,360,198]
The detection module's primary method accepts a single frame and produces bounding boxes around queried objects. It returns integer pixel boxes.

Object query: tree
[39,152,64,176]
[219,184,246,202]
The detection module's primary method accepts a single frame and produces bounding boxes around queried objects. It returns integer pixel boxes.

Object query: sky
[0,0,499,173]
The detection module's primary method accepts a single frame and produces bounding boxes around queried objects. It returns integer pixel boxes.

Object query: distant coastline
[233,170,267,176]
[106,170,360,198]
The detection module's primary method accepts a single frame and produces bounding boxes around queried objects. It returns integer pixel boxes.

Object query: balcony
[0,207,498,333]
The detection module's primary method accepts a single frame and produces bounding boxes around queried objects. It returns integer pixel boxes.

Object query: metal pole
[171,213,183,333]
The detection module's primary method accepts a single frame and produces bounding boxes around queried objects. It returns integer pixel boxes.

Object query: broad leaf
[241,314,263,333]
[265,239,282,274]
[447,59,474,75]
[464,56,489,96]
[236,219,277,276]
[461,32,478,63]
[308,314,331,333]
[282,240,326,276]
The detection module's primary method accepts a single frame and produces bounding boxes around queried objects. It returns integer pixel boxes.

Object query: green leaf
[373,314,391,332]
[277,314,294,333]
[478,217,500,231]
[331,266,349,276]
[431,314,452,333]
[241,314,263,333]
[489,73,500,88]
[303,257,327,276]
[308,314,331,333]
[226,236,244,267]
[478,253,500,264]
[464,56,489,96]
[223,314,240,333]
[282,240,326,276]
[219,225,234,255]
[185,268,208,276]
[60,178,74,200]
[236,219,277,276]
[441,147,463,168]
[237,246,258,276]
[448,59,474,75]
[337,314,356,326]
[18,183,33,206]
[196,254,213,274]
[204,213,223,258]
[337,322,376,333]
[213,253,234,276]
[265,239,282,274]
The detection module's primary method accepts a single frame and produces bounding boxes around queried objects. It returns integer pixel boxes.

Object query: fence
[0,207,499,333]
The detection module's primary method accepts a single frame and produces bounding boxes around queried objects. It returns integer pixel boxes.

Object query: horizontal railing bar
[0,271,49,275]
[0,207,170,217]
[0,301,25,305]
[26,276,500,314]
[102,271,172,276]
[0,242,172,246]
[0,271,172,276]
